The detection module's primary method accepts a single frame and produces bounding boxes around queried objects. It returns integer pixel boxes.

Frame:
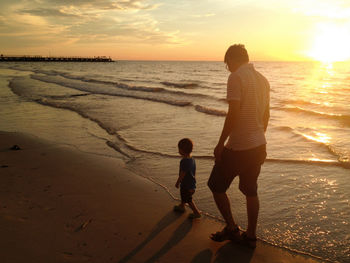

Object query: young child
[174,138,201,219]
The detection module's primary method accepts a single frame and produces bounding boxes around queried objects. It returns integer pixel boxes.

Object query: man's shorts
[208,144,266,196]
[180,188,195,203]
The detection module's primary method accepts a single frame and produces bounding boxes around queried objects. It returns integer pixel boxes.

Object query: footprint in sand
[43,206,56,211]
[43,185,51,192]
[4,215,29,222]
[61,252,92,262]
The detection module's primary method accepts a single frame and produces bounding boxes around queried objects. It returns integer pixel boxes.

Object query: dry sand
[0,131,324,263]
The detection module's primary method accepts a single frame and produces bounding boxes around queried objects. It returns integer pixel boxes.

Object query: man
[207,44,270,248]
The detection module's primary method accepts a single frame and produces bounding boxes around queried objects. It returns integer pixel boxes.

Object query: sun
[307,23,350,62]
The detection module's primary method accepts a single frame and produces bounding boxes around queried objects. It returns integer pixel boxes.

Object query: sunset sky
[1,0,350,61]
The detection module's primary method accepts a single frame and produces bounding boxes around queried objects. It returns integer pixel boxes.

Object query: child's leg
[188,201,200,215]
[174,188,186,212]
[179,188,189,209]
[174,201,186,212]
[187,189,200,215]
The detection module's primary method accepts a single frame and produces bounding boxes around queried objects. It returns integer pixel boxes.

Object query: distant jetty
[0,55,113,62]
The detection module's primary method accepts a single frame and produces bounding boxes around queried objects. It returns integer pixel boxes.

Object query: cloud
[44,0,159,11]
[0,0,187,51]
[16,0,159,19]
[288,0,350,19]
[68,14,185,45]
[192,13,215,18]
[19,8,81,18]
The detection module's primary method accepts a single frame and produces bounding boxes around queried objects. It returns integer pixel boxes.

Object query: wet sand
[0,131,324,263]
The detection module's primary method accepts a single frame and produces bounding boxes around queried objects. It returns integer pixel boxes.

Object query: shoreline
[0,130,325,263]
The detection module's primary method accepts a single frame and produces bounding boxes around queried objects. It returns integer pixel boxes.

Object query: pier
[0,55,113,62]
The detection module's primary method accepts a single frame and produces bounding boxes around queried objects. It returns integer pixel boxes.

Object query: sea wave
[265,158,350,169]
[8,76,350,170]
[267,124,349,167]
[160,81,199,88]
[9,77,89,100]
[280,106,350,125]
[46,94,91,100]
[105,141,348,169]
[106,141,177,159]
[275,126,294,132]
[277,98,333,108]
[45,72,166,93]
[289,129,349,165]
[30,74,192,107]
[31,72,221,102]
[10,75,229,122]
[194,105,226,116]
[106,141,132,159]
[62,74,220,100]
[90,133,350,169]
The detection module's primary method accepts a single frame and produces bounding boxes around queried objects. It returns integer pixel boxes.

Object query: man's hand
[214,100,239,163]
[175,182,180,188]
[214,143,224,162]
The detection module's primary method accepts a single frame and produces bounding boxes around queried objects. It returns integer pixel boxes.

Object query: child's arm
[175,171,185,188]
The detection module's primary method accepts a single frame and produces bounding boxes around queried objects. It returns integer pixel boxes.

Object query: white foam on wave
[281,106,350,126]
[161,81,199,89]
[31,74,192,107]
[55,72,217,100]
[9,76,89,100]
[194,105,226,116]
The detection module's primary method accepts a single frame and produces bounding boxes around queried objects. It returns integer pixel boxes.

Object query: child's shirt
[179,157,196,190]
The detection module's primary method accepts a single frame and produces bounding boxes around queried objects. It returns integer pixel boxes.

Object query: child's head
[178,138,193,156]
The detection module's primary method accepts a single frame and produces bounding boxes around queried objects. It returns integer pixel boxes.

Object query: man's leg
[213,191,237,230]
[246,195,259,238]
[208,148,238,233]
[240,155,263,239]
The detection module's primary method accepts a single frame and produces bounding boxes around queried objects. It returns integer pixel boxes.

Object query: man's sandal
[239,232,257,248]
[210,226,240,242]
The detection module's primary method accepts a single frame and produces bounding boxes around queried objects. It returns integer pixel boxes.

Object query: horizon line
[2,54,349,63]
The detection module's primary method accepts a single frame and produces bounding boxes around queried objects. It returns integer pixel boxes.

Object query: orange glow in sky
[1,0,350,61]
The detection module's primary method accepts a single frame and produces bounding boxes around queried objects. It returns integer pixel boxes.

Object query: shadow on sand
[191,242,254,263]
[190,248,213,263]
[118,211,192,263]
[213,242,254,262]
[144,217,193,262]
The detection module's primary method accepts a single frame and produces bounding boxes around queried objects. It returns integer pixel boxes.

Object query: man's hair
[178,138,193,154]
[224,44,249,64]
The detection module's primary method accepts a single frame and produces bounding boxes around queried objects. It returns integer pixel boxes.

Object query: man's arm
[262,77,270,132]
[263,81,270,132]
[263,102,270,132]
[214,100,240,161]
[263,106,270,132]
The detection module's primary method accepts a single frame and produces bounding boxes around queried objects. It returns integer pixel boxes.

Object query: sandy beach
[0,131,325,263]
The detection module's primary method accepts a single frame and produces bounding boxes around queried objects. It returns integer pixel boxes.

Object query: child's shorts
[208,144,266,196]
[180,188,195,203]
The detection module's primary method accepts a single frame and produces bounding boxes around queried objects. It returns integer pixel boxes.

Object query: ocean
[0,61,349,262]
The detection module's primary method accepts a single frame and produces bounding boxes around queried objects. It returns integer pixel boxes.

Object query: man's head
[178,138,193,156]
[224,44,249,72]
